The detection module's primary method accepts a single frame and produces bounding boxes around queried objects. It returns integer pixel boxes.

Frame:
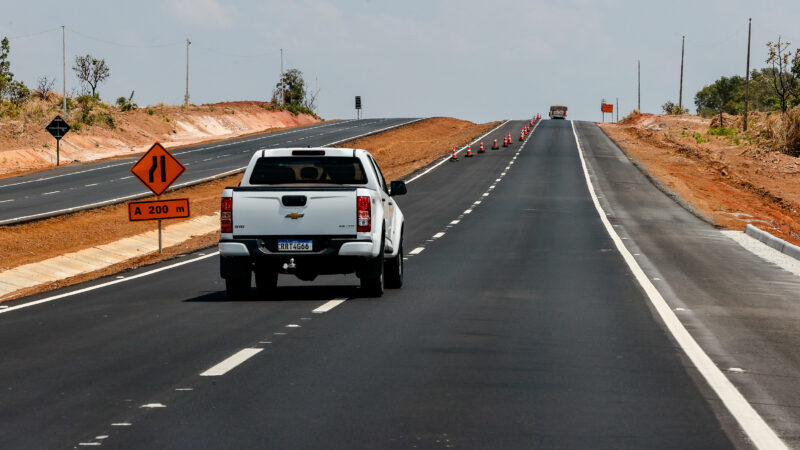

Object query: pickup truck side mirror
[389,180,407,196]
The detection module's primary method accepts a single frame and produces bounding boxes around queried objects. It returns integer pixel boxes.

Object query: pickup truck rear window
[249,156,368,185]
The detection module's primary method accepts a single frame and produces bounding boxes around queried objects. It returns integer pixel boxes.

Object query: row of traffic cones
[450,116,541,161]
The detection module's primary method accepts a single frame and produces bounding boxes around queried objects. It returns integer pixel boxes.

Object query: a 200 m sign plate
[129,198,190,221]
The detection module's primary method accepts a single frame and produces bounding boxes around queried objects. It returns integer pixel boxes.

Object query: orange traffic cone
[520,131,524,141]
[478,141,485,153]
[465,144,474,157]
[492,139,499,150]
[450,146,458,161]
[502,135,508,147]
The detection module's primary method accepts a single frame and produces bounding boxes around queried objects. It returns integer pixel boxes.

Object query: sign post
[129,142,188,253]
[46,115,71,166]
[355,95,362,120]
[600,101,614,123]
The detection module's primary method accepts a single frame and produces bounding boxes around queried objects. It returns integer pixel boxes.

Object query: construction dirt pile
[600,112,800,246]
[0,100,320,177]
[0,117,498,300]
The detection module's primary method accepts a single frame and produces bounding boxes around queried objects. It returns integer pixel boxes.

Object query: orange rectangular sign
[601,103,613,113]
[129,198,190,221]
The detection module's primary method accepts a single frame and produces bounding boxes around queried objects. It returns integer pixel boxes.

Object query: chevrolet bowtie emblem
[285,212,304,219]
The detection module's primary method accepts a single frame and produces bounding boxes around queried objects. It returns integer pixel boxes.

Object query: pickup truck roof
[253,147,365,158]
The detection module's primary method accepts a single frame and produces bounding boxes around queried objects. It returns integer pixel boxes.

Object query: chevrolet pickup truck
[219,148,407,299]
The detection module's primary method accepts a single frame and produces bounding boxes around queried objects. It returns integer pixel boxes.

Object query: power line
[3,27,61,41]
[66,27,181,48]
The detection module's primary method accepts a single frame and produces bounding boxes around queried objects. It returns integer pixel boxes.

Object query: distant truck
[219,147,407,299]
[549,105,568,119]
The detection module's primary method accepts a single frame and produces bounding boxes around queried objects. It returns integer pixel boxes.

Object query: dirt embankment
[600,113,800,246]
[0,117,499,297]
[0,100,320,177]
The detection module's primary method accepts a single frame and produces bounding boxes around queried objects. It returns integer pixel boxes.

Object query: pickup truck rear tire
[255,269,278,297]
[384,242,403,289]
[359,232,385,297]
[225,278,250,300]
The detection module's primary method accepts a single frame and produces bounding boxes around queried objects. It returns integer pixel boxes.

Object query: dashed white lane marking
[0,199,13,203]
[501,172,506,176]
[433,232,445,239]
[495,178,502,182]
[84,183,98,187]
[473,200,482,205]
[199,348,263,377]
[140,403,166,408]
[78,443,101,446]
[450,220,460,225]
[175,388,193,391]
[286,324,300,328]
[464,209,472,214]
[489,185,495,190]
[111,423,131,427]
[482,193,490,197]
[409,247,425,255]
[120,176,132,180]
[273,332,287,335]
[571,120,786,450]
[313,298,346,313]
[96,435,109,440]
[43,190,60,195]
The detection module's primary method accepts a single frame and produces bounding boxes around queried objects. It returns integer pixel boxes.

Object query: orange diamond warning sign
[130,143,186,196]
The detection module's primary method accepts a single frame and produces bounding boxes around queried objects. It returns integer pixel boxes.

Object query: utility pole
[637,60,641,111]
[744,18,752,131]
[184,38,191,107]
[679,35,685,111]
[280,48,284,106]
[62,25,66,116]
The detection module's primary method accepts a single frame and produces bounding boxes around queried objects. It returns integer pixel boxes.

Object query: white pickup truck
[219,147,407,299]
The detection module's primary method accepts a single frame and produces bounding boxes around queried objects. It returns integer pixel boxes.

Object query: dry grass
[765,106,800,156]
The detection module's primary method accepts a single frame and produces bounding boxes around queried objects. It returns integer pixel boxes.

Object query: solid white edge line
[406,119,511,184]
[312,298,347,313]
[570,120,786,450]
[0,252,219,315]
[199,348,263,377]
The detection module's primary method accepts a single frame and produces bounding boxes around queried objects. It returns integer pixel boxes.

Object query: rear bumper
[219,236,380,279]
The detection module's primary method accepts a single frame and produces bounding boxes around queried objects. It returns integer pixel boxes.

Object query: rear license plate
[277,240,313,252]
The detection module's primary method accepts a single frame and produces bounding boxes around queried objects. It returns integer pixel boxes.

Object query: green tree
[695,76,745,124]
[0,37,14,100]
[273,68,306,106]
[72,54,110,98]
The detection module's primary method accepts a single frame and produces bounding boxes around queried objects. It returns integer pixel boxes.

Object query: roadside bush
[707,127,737,137]
[661,101,687,115]
[115,91,137,112]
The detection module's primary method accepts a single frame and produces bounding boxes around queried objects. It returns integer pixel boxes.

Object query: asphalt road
[2,119,798,448]
[0,118,419,225]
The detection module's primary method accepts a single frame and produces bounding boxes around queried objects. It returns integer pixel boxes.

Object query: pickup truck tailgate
[232,187,357,236]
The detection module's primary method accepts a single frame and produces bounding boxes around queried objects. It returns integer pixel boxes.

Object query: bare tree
[72,54,110,98]
[303,86,320,111]
[35,76,55,99]
[765,37,798,113]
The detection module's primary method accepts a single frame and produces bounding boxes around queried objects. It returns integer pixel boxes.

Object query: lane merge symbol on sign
[45,115,70,166]
[130,142,186,196]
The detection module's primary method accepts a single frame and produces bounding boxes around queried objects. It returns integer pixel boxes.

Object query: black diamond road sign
[46,115,71,140]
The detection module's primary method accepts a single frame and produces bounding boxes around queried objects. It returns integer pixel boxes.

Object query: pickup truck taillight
[357,195,371,232]
[221,197,233,233]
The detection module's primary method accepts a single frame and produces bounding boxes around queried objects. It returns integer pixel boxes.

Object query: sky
[2,0,799,123]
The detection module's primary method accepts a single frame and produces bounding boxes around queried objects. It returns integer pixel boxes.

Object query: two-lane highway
[0,118,419,225]
[2,118,798,448]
